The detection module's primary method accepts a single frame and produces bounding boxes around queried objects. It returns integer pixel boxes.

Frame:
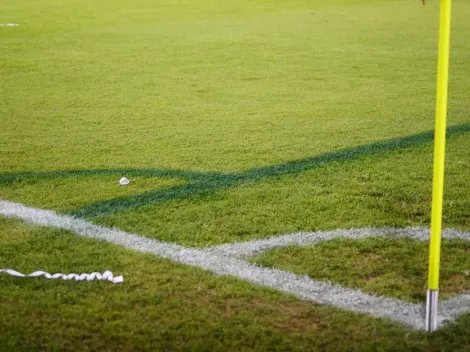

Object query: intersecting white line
[1,199,469,331]
[203,226,470,257]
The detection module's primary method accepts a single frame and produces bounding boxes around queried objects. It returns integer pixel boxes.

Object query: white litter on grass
[0,269,124,284]
[0,24,19,27]
[119,177,130,186]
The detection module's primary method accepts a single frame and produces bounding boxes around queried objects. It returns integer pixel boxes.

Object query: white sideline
[1,199,469,330]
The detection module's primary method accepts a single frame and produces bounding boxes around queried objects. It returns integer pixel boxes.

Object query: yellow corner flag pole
[426,0,452,332]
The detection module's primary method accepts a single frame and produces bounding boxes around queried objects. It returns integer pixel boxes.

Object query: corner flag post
[425,0,452,332]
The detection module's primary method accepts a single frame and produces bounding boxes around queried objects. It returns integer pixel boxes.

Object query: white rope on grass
[0,269,124,284]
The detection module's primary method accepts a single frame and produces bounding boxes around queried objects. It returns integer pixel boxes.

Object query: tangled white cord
[0,269,124,284]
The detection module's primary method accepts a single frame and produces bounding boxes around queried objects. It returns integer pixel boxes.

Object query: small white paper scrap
[0,269,124,283]
[119,177,130,186]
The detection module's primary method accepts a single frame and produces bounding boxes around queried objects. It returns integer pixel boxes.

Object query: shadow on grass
[0,123,469,218]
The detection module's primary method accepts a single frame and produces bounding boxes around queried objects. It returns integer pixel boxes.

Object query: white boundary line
[1,199,469,331]
[204,226,470,257]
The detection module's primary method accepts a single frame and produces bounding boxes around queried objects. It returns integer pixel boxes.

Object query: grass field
[1,0,469,350]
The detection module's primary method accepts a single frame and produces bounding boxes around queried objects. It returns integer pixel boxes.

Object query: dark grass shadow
[0,123,469,218]
[0,168,222,186]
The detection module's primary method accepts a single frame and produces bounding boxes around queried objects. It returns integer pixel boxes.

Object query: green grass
[1,0,469,173]
[252,236,470,303]
[1,0,470,349]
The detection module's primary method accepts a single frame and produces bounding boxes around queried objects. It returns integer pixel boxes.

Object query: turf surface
[1,0,469,349]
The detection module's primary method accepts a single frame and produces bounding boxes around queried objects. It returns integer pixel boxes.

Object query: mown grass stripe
[0,168,220,186]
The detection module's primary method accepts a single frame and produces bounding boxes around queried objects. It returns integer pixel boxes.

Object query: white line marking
[1,199,469,330]
[0,24,19,27]
[204,227,470,257]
